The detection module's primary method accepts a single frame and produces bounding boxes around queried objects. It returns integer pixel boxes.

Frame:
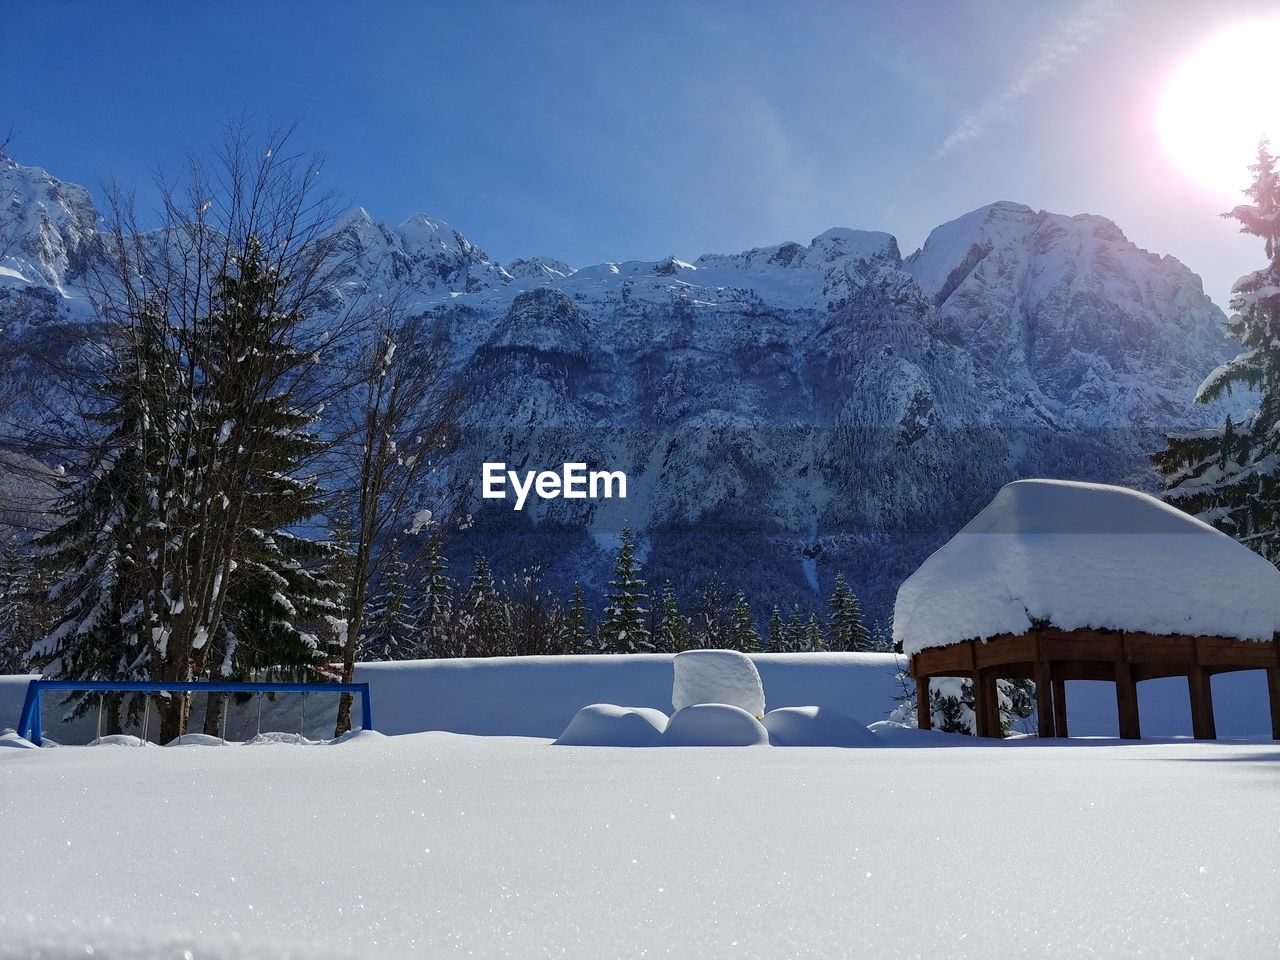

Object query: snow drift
[894,479,1280,654]
[662,704,770,746]
[554,704,668,746]
[762,706,878,747]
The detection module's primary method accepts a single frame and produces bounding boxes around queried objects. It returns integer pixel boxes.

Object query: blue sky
[4,0,1277,306]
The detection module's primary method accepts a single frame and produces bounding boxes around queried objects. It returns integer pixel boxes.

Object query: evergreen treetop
[1156,141,1280,560]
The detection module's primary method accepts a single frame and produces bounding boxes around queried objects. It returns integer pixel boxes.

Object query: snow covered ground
[2,731,1278,959]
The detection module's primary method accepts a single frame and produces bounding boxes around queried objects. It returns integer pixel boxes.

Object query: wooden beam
[917,675,932,731]
[1052,677,1068,738]
[1034,659,1053,739]
[1123,632,1196,666]
[910,646,976,676]
[1052,660,1117,682]
[1188,667,1217,740]
[1114,662,1141,740]
[1196,635,1279,670]
[1267,668,1280,742]
[972,633,1038,668]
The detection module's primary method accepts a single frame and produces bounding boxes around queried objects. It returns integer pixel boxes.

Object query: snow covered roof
[894,479,1280,655]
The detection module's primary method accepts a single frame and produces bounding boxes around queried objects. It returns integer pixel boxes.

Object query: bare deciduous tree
[330,300,461,735]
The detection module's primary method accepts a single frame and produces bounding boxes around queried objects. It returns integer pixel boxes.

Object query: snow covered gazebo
[895,480,1280,740]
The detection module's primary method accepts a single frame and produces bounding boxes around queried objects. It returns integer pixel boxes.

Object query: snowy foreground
[3,731,1279,959]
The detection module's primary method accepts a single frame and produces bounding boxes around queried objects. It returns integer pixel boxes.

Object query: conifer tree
[361,556,419,661]
[766,606,785,653]
[827,573,870,651]
[30,319,159,705]
[191,243,344,690]
[1155,141,1280,559]
[465,553,508,655]
[418,533,453,657]
[694,572,727,649]
[0,539,45,675]
[563,580,593,653]
[656,581,691,653]
[601,525,650,653]
[469,554,495,597]
[805,613,827,652]
[784,605,807,653]
[728,592,759,652]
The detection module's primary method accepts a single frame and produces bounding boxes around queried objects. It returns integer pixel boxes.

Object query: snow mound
[672,650,765,718]
[89,734,147,747]
[762,706,878,747]
[867,720,975,745]
[894,479,1280,654]
[330,729,387,745]
[0,730,37,749]
[554,704,669,746]
[166,733,228,747]
[244,732,319,746]
[662,704,769,746]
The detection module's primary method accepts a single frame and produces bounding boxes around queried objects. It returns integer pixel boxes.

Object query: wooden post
[1266,667,1280,742]
[1052,677,1068,738]
[985,671,1002,739]
[1188,667,1217,740]
[917,674,932,731]
[972,669,1000,738]
[1114,662,1141,740]
[971,671,988,738]
[1034,660,1053,739]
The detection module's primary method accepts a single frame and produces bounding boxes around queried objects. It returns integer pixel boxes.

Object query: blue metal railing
[15,679,373,746]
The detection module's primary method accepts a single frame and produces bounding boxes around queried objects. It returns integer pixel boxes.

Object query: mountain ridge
[0,153,1238,622]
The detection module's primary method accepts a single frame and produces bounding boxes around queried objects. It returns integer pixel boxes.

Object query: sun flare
[1158,20,1280,195]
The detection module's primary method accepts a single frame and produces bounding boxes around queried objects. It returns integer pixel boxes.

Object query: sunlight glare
[1158,20,1280,195]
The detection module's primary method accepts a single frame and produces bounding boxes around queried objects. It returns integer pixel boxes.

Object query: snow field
[2,732,1278,959]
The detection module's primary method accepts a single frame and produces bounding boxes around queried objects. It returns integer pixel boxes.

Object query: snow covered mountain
[0,154,1236,620]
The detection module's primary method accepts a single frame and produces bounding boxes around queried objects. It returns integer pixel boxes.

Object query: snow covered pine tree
[1156,142,1280,558]
[601,525,650,653]
[826,573,870,651]
[562,580,594,652]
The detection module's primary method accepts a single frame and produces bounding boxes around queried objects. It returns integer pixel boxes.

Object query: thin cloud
[935,0,1118,159]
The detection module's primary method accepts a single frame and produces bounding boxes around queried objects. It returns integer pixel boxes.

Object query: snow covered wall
[0,655,904,742]
[3,651,1276,740]
[354,653,905,738]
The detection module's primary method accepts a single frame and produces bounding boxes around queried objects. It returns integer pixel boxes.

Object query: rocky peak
[0,154,99,290]
[505,256,575,282]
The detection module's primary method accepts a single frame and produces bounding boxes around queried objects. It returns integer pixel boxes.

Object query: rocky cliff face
[0,155,1236,621]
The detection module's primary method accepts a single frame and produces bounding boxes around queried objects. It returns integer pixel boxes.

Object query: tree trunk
[202,690,226,738]
[334,618,361,737]
[104,692,124,736]
[157,696,185,744]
